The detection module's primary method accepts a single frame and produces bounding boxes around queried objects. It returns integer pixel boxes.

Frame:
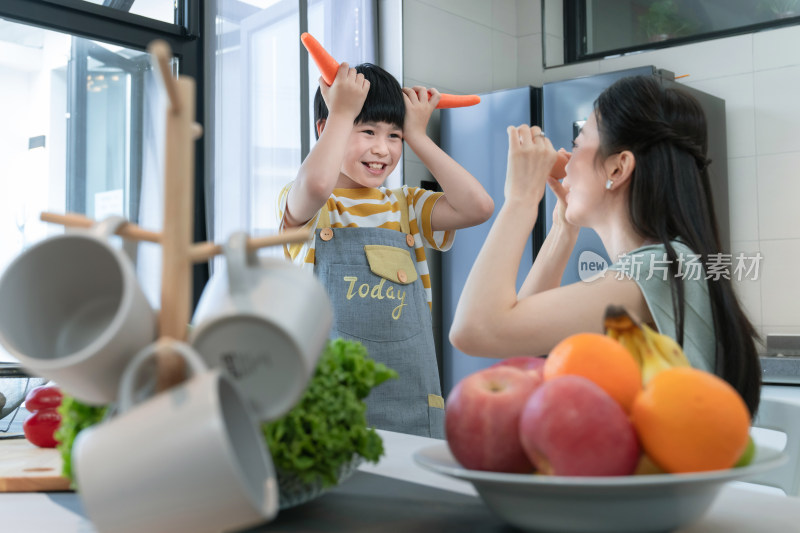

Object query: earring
[605,179,613,190]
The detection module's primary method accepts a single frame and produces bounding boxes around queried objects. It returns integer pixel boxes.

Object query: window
[565,0,800,63]
[0,0,203,361]
[1,23,151,239]
[210,0,377,266]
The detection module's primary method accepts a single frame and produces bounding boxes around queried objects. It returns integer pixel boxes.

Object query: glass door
[0,20,159,360]
[67,39,152,223]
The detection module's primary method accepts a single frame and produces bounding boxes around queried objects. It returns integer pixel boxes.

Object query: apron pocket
[321,263,422,342]
[427,397,445,440]
[364,245,418,285]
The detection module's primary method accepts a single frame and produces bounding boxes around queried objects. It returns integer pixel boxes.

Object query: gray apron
[312,190,445,438]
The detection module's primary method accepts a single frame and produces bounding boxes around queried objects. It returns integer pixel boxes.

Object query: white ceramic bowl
[413,443,787,533]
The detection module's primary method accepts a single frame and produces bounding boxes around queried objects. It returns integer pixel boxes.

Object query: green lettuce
[262,339,397,486]
[55,396,108,486]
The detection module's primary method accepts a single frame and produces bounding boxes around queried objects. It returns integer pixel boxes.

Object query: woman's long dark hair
[595,75,761,415]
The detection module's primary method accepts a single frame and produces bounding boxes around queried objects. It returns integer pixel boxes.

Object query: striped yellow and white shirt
[277,184,455,307]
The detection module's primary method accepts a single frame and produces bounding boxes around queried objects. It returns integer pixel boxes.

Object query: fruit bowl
[413,443,787,533]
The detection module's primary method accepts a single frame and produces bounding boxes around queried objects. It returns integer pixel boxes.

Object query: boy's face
[336,121,403,188]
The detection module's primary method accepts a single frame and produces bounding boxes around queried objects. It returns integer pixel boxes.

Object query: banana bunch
[603,305,690,385]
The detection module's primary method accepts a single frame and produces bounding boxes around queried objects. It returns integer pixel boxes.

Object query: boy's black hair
[313,63,405,140]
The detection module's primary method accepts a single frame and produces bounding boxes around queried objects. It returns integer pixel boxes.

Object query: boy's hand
[319,62,369,122]
[402,86,440,143]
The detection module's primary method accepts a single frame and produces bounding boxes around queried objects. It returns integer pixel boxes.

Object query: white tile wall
[517,33,545,86]
[756,152,800,241]
[727,156,759,243]
[754,65,800,155]
[516,0,541,37]
[762,325,800,336]
[414,0,491,26]
[760,239,800,328]
[683,74,755,159]
[493,30,518,89]
[729,239,762,336]
[492,0,518,37]
[403,1,494,95]
[753,24,800,71]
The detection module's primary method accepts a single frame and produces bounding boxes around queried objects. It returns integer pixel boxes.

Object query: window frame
[564,0,800,64]
[0,0,209,306]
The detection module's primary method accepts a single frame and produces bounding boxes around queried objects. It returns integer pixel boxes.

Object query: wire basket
[0,368,48,429]
[276,454,363,509]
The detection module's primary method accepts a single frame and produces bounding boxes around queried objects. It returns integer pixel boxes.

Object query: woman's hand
[319,62,370,121]
[402,86,440,143]
[504,125,557,204]
[546,149,579,233]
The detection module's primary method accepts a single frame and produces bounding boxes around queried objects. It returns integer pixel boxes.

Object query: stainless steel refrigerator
[439,66,728,397]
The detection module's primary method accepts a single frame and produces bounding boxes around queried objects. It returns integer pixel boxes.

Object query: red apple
[490,356,546,379]
[519,375,640,476]
[445,366,541,473]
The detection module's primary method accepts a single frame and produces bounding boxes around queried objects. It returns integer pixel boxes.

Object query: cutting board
[0,438,72,492]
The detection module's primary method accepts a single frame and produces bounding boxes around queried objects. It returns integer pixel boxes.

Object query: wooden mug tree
[41,40,310,392]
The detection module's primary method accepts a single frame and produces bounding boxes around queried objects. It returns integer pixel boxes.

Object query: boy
[279,62,493,438]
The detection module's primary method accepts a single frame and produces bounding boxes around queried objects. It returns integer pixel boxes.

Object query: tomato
[23,385,63,448]
[24,386,63,412]
[23,409,61,448]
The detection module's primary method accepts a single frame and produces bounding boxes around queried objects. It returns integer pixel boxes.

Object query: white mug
[73,339,278,533]
[190,231,332,421]
[0,216,157,404]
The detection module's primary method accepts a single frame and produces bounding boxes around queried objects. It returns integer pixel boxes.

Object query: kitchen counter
[1,428,798,532]
[763,383,800,399]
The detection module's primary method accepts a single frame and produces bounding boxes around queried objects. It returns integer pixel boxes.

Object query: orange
[631,367,751,473]
[544,333,642,413]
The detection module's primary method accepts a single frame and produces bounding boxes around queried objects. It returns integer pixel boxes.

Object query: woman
[450,75,761,415]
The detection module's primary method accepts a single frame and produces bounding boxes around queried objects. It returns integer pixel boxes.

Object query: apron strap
[391,187,411,235]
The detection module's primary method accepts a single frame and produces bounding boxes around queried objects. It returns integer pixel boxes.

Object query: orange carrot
[301,32,339,86]
[550,149,570,179]
[437,94,482,109]
[300,32,480,109]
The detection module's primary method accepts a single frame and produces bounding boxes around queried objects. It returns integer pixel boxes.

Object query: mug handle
[118,340,206,412]
[224,231,257,302]
[91,215,139,266]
